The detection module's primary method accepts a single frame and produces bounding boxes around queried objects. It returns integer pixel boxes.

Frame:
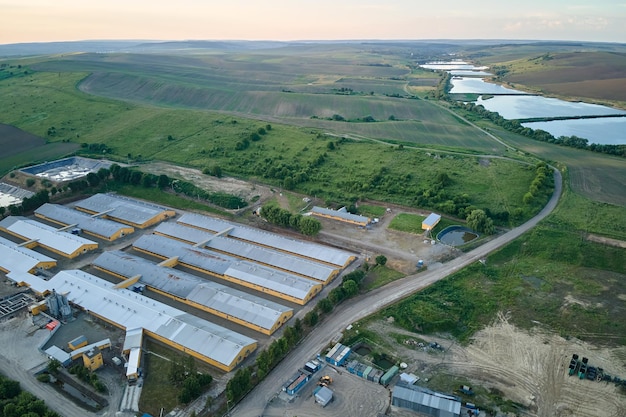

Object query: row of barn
[0,193,356,374]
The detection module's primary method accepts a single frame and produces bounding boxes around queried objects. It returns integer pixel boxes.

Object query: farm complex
[0,191,356,378]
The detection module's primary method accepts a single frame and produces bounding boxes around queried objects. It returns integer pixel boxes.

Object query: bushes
[260,203,321,236]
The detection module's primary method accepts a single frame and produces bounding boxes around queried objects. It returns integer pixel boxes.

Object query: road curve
[233,168,562,417]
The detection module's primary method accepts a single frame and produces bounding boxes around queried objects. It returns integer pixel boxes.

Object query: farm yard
[1,40,625,417]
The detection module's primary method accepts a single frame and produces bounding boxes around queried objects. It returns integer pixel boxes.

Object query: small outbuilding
[315,386,333,407]
[422,213,441,231]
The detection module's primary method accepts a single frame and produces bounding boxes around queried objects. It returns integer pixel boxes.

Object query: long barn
[93,251,293,335]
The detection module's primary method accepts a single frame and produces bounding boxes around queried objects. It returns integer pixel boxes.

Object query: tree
[157,174,170,189]
[466,209,495,235]
[318,298,333,314]
[298,216,322,236]
[375,255,387,266]
[46,359,61,375]
[26,178,36,188]
[342,279,359,297]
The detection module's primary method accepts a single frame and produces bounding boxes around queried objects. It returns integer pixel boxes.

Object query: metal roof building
[310,206,371,227]
[73,193,175,229]
[154,222,340,284]
[93,251,293,335]
[0,236,57,274]
[0,216,98,258]
[133,234,322,305]
[11,269,257,372]
[177,213,356,268]
[35,203,135,241]
[422,213,442,231]
[392,382,461,417]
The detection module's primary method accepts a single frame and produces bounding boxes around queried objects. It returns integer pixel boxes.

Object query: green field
[388,213,426,234]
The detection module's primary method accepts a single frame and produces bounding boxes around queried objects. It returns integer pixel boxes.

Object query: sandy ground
[365,313,626,417]
[264,364,390,417]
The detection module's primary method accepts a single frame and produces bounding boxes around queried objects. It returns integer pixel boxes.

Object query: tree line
[0,373,60,417]
[259,203,322,236]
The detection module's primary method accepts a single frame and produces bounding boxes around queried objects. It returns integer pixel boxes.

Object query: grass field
[388,213,426,234]
[0,69,541,221]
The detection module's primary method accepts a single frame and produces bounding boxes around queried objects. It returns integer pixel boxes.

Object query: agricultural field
[0,123,78,174]
[472,50,626,107]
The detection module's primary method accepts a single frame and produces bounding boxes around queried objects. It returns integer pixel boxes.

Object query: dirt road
[232,168,562,416]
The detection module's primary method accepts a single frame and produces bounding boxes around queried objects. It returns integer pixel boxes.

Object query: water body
[422,61,626,145]
[450,78,527,95]
[421,61,488,71]
[437,226,479,246]
[476,95,626,120]
[449,70,492,77]
[523,117,626,145]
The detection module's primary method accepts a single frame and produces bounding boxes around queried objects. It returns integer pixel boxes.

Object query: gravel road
[233,168,562,417]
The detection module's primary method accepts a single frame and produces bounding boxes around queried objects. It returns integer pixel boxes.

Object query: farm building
[82,347,104,372]
[154,222,340,284]
[422,213,442,231]
[132,234,323,305]
[0,183,33,208]
[10,269,257,373]
[392,381,462,417]
[35,203,135,241]
[68,335,88,351]
[177,213,356,268]
[0,235,57,274]
[325,342,351,366]
[19,157,113,183]
[310,206,371,227]
[93,251,294,335]
[0,216,98,258]
[73,193,175,229]
[314,386,333,407]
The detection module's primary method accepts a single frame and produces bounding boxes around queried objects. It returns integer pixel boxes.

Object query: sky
[1,0,625,45]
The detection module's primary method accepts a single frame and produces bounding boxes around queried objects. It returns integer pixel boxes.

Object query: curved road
[234,168,562,417]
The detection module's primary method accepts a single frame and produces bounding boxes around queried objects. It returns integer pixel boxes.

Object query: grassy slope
[0,70,540,221]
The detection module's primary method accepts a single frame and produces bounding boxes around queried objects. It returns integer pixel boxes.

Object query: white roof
[0,235,56,273]
[422,213,442,228]
[155,222,338,282]
[15,270,256,369]
[133,234,321,303]
[392,382,461,414]
[178,213,354,267]
[74,193,173,226]
[94,251,292,332]
[35,203,134,239]
[0,216,97,256]
[311,206,370,224]
[127,347,141,378]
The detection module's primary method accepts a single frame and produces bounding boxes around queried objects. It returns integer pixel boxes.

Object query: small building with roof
[0,236,57,274]
[177,212,356,268]
[133,234,323,305]
[93,251,293,335]
[35,203,134,241]
[10,269,257,373]
[310,206,371,227]
[0,216,98,258]
[73,193,175,229]
[422,213,441,231]
[392,381,461,417]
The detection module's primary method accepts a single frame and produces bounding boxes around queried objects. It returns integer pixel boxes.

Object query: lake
[523,117,626,145]
[421,61,626,145]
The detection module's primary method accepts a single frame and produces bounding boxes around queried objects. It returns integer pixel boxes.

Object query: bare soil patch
[366,313,626,417]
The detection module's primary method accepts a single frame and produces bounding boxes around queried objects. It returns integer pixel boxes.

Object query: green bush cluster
[0,373,60,417]
[68,365,106,393]
[168,356,212,404]
[260,203,321,236]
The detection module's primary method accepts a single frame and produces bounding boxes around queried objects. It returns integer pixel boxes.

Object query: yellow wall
[144,330,257,372]
[82,351,104,371]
